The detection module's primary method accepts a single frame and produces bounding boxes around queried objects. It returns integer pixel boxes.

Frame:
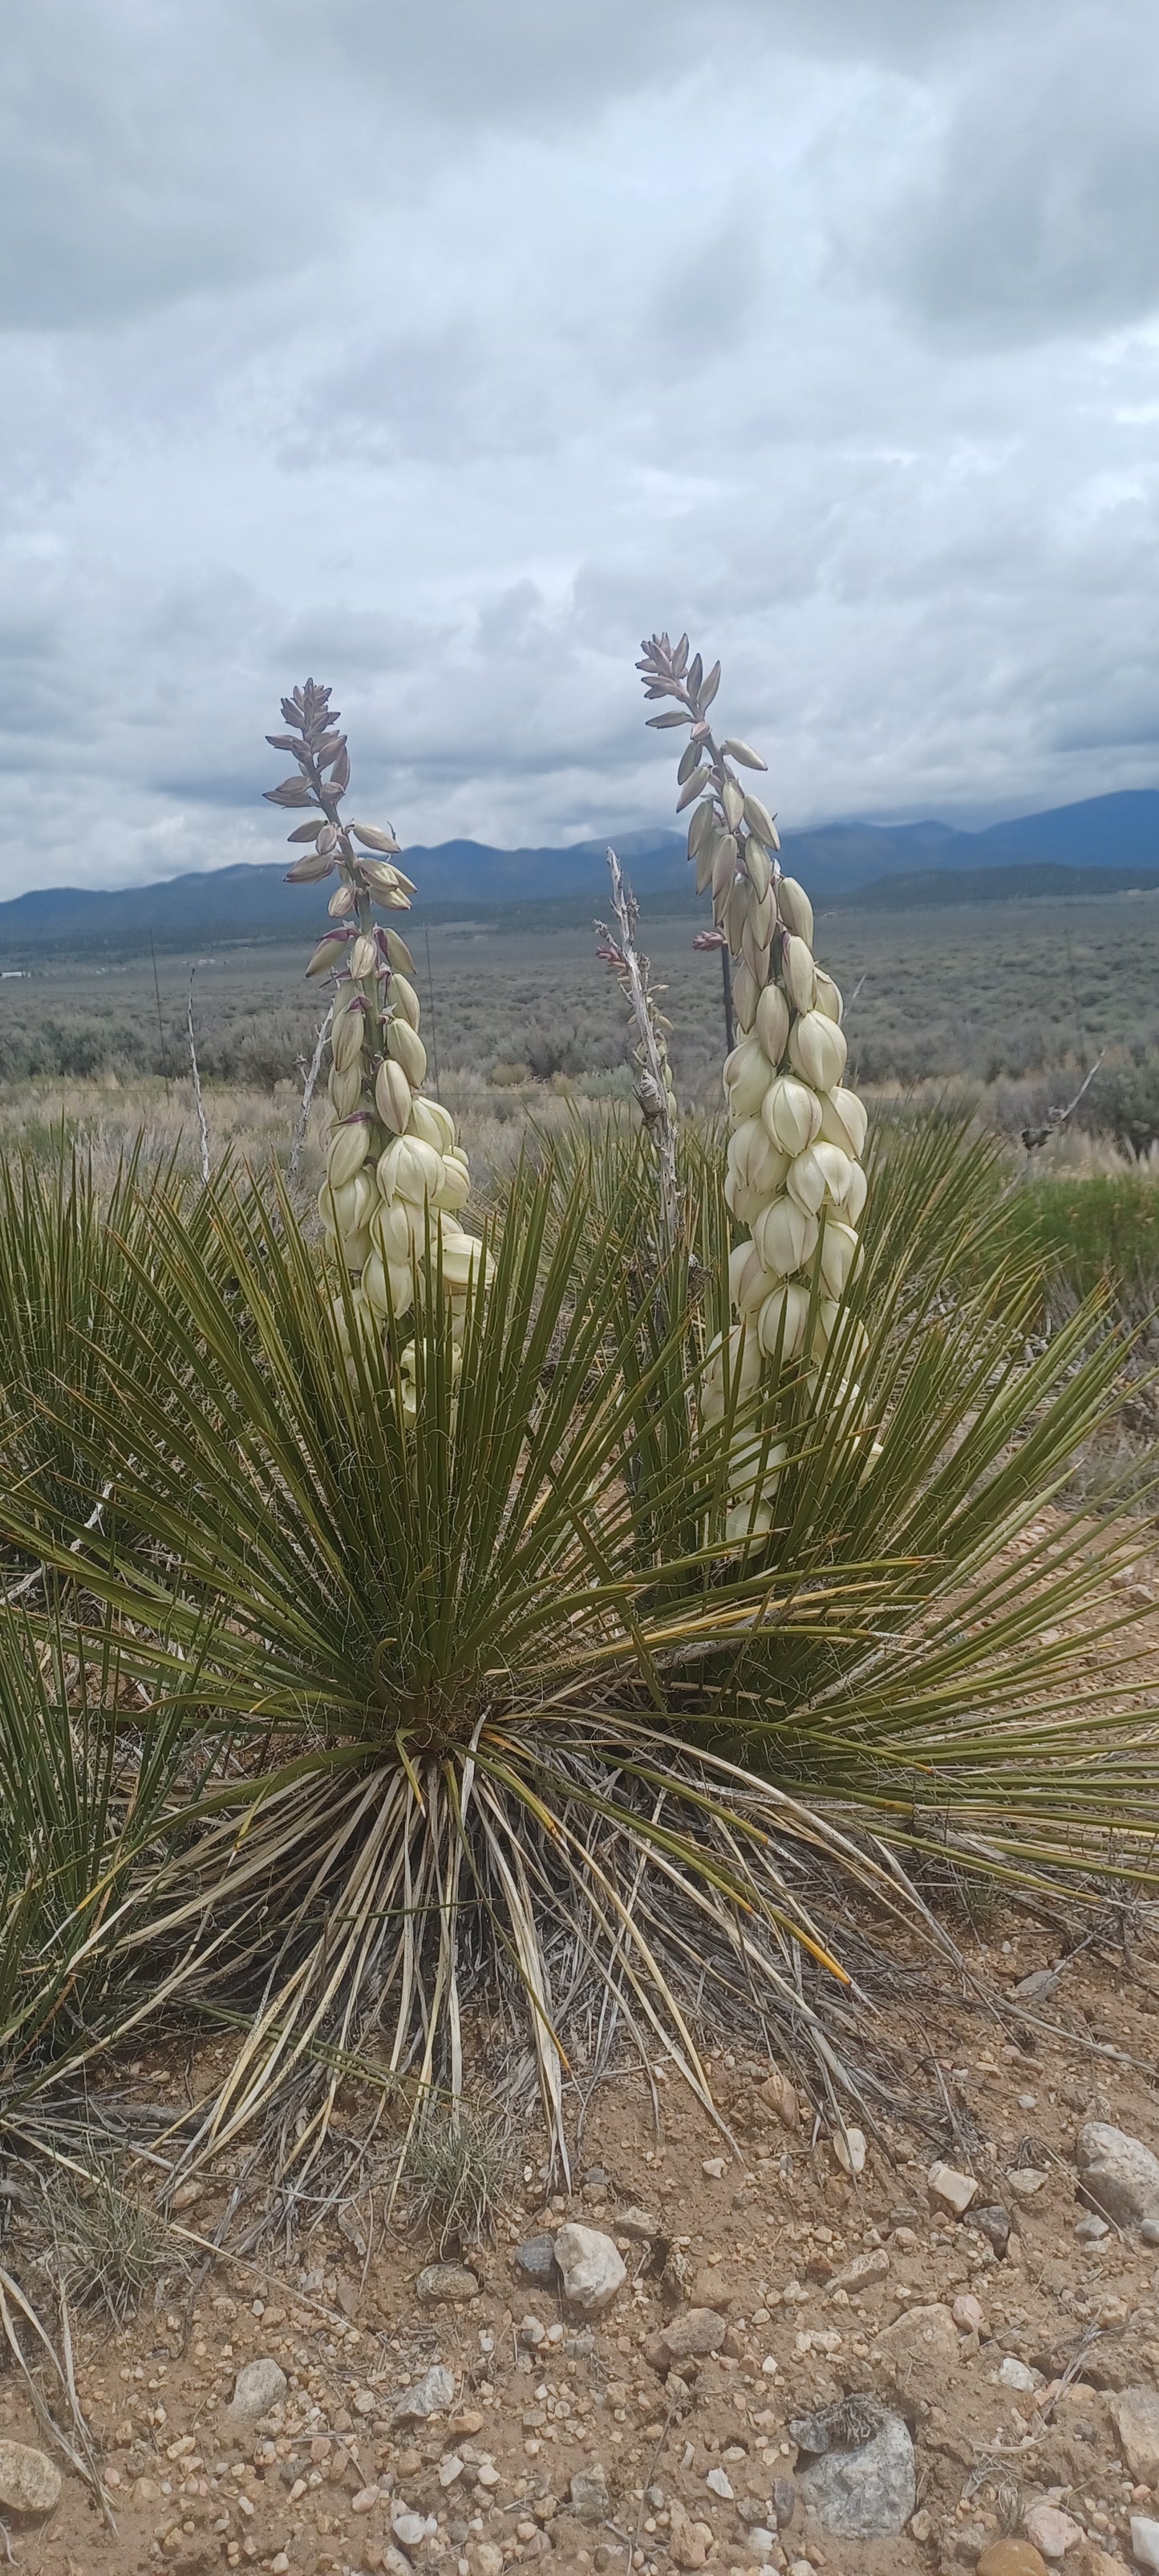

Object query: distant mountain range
[0,789,1156,959]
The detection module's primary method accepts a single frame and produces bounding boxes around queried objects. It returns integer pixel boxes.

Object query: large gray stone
[797,2412,915,2538]
[1076,2121,1159,2228]
[224,2357,287,2425]
[0,2439,62,2517]
[553,2221,626,2314]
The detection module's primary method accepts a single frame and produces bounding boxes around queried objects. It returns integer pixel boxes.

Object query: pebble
[701,2156,727,2179]
[224,2357,287,2425]
[519,2314,547,2347]
[570,2467,612,2523]
[1143,2218,1159,2248]
[1023,2501,1084,2559]
[1007,2166,1049,2197]
[829,2245,889,2294]
[873,2301,960,2406]
[1130,2517,1159,2571]
[392,2360,456,2422]
[1111,2385,1159,2483]
[415,2261,480,2302]
[972,2204,1012,2257]
[977,2545,1049,2576]
[797,2415,915,2539]
[514,2233,557,2283]
[1076,2213,1111,2243]
[833,2124,866,2176]
[756,2068,800,2129]
[617,2204,659,2239]
[644,2306,728,2371]
[997,2355,1040,2391]
[553,2221,626,2314]
[392,2503,438,2547]
[1076,2121,1159,2229]
[952,2292,984,2334]
[439,2453,464,2487]
[928,2159,979,2216]
[705,2466,734,2500]
[0,2440,62,2517]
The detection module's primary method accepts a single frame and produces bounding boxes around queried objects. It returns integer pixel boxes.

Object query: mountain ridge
[0,789,1154,958]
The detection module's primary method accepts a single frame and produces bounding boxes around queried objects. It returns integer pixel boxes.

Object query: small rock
[873,2302,960,2406]
[953,2293,984,2335]
[977,2546,1049,2576]
[1130,2519,1159,2572]
[224,2358,287,2425]
[1076,2213,1111,2244]
[1077,2550,1132,2576]
[643,2306,728,2371]
[755,2069,800,2129]
[928,2159,979,2217]
[972,2204,1012,2256]
[392,2360,456,2423]
[0,2440,62,2518]
[1024,2503,1084,2560]
[833,2125,866,2176]
[911,2508,934,2543]
[514,2234,557,2284]
[352,2485,381,2512]
[553,2222,626,2314]
[701,2156,727,2179]
[705,2466,734,2500]
[1076,2122,1159,2229]
[617,2205,659,2240]
[773,2477,796,2527]
[392,2504,438,2548]
[797,2412,915,2538]
[415,2261,480,2302]
[569,2467,611,2523]
[1111,2385,1159,2482]
[747,2528,776,2557]
[668,2501,711,2570]
[998,2355,1040,2391]
[829,2246,890,2294]
[439,2455,464,2488]
[519,2314,547,2349]
[472,2548,505,2576]
[1007,2167,1049,2197]
[1143,2218,1159,2248]
[170,2179,203,2209]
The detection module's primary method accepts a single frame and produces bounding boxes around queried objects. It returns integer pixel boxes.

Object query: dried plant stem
[597,845,681,1259]
[186,969,211,1184]
[289,1004,334,1187]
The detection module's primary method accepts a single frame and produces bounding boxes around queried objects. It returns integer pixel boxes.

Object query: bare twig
[289,1005,334,1187]
[2,1481,114,1607]
[1020,1052,1105,1158]
[596,846,682,1259]
[186,969,211,1184]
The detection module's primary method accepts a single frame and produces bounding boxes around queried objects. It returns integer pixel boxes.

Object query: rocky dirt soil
[7,1922,1159,2576]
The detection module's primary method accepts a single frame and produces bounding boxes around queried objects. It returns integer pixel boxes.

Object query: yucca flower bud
[318,1171,373,1238]
[725,1497,774,1544]
[727,1118,790,1199]
[350,931,379,980]
[783,933,816,1016]
[711,830,739,905]
[757,1280,810,1361]
[332,1007,365,1073]
[740,920,772,986]
[338,1224,372,1272]
[387,1018,427,1086]
[753,1193,819,1277]
[731,961,760,1032]
[328,1061,363,1118]
[812,1141,854,1206]
[307,932,351,978]
[776,877,814,943]
[728,1241,782,1315]
[761,1074,822,1158]
[327,1117,372,1189]
[375,1058,412,1136]
[813,968,843,1024]
[784,1146,829,1217]
[390,974,422,1032]
[723,1036,775,1123]
[819,1219,861,1299]
[409,1096,456,1154]
[329,884,356,919]
[370,1197,411,1264]
[745,838,772,903]
[844,1162,869,1224]
[754,981,789,1065]
[701,1321,761,1424]
[362,1249,415,1320]
[436,1156,472,1213]
[439,1231,489,1293]
[728,1431,786,1497]
[818,1086,868,1159]
[377,1134,444,1204]
[788,1008,847,1093]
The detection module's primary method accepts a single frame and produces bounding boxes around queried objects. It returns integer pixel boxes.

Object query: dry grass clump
[401,2095,511,2249]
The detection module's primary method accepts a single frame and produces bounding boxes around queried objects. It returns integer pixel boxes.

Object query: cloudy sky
[2,0,1158,896]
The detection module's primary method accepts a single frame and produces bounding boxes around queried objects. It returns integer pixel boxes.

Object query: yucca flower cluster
[267,679,488,1404]
[638,636,870,1539]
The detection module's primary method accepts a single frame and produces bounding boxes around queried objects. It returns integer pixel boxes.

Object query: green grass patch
[1014,1172,1159,1298]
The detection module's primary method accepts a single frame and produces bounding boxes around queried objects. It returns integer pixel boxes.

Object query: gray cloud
[0,0,1157,896]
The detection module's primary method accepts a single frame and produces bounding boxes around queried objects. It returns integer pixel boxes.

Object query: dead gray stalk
[595,844,681,1258]
[186,968,211,1184]
[289,1004,334,1188]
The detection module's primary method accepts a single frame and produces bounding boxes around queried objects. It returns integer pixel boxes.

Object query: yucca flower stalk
[268,679,488,1405]
[638,635,872,1540]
